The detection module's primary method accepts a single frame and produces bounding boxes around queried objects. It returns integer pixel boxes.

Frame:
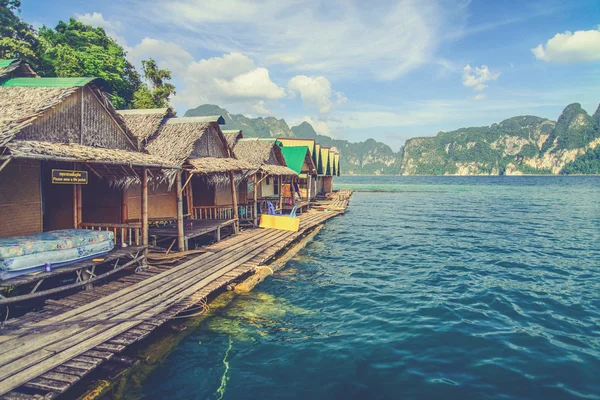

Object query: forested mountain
[185,105,398,175]
[399,103,600,175]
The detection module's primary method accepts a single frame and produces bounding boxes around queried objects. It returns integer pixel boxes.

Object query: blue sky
[21,0,600,150]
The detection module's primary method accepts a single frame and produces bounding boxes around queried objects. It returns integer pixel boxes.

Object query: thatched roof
[0,79,140,150]
[186,157,255,174]
[146,118,212,164]
[118,108,174,142]
[233,140,297,176]
[4,140,178,168]
[0,86,80,147]
[181,116,225,124]
[222,129,243,151]
[0,59,36,80]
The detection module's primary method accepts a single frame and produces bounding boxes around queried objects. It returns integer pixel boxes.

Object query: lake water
[130,176,600,399]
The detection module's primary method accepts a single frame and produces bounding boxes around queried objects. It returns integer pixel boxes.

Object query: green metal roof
[280,146,310,174]
[0,59,18,68]
[1,77,98,87]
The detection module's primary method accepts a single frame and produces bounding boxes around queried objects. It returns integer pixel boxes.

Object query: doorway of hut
[41,161,122,232]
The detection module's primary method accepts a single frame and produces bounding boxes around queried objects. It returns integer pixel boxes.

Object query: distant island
[186,103,600,176]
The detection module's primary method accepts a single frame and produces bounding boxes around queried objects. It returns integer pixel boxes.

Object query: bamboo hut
[0,74,179,284]
[320,147,334,193]
[232,140,297,225]
[277,138,319,199]
[222,129,243,153]
[0,59,37,80]
[119,111,254,250]
[279,146,316,213]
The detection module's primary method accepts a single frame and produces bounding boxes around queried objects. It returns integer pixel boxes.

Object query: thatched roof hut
[233,140,297,176]
[222,129,243,152]
[320,147,331,175]
[118,108,175,144]
[0,59,37,80]
[0,77,179,185]
[143,117,253,177]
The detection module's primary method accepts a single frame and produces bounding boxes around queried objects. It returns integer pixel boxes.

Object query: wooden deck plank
[0,200,353,396]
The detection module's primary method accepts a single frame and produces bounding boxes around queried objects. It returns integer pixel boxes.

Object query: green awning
[1,77,98,87]
[0,59,18,68]
[280,146,309,174]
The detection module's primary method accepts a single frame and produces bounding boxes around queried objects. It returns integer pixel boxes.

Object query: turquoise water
[133,177,600,399]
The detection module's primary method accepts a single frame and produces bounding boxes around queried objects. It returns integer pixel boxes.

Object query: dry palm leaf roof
[233,140,297,176]
[118,108,174,142]
[221,129,243,151]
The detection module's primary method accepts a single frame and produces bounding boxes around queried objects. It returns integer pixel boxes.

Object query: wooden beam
[179,171,194,196]
[141,168,148,254]
[0,157,12,174]
[84,163,103,179]
[77,184,83,227]
[279,175,283,210]
[176,171,185,252]
[73,185,78,228]
[230,171,238,220]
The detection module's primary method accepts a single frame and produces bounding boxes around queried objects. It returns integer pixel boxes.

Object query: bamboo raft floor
[149,218,238,246]
[0,193,351,399]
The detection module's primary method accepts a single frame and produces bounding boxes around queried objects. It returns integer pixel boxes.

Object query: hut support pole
[121,189,128,224]
[278,175,283,211]
[73,185,78,228]
[141,168,149,256]
[229,171,238,233]
[176,171,185,251]
[253,173,258,227]
[0,157,12,174]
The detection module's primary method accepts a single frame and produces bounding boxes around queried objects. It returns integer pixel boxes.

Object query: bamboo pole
[141,168,149,254]
[279,175,283,210]
[77,184,83,227]
[73,185,78,228]
[230,171,238,220]
[121,188,128,224]
[176,171,185,251]
[253,173,258,226]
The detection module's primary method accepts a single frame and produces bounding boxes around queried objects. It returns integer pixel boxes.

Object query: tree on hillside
[133,58,176,108]
[37,18,141,108]
[0,0,40,67]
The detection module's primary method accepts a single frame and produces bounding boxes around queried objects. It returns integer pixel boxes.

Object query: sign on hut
[51,169,88,184]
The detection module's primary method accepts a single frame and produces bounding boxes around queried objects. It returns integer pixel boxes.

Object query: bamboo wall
[261,176,276,197]
[16,88,133,151]
[127,182,177,220]
[42,162,75,232]
[322,176,333,193]
[0,160,42,238]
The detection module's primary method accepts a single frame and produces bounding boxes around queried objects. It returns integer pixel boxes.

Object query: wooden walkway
[0,192,351,399]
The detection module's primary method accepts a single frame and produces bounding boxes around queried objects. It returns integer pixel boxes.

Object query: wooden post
[278,175,283,210]
[121,189,128,224]
[141,168,149,254]
[307,174,312,203]
[73,185,78,228]
[176,171,185,251]
[253,173,258,227]
[230,170,238,220]
[77,184,83,226]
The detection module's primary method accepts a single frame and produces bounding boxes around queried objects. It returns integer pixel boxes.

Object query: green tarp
[1,77,98,87]
[280,146,309,174]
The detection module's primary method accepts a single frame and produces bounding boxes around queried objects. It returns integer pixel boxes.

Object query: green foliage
[518,144,539,158]
[37,18,142,108]
[562,146,600,175]
[542,104,598,153]
[133,59,175,108]
[0,0,40,67]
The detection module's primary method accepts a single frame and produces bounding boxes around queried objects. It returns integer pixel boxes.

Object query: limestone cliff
[399,103,600,175]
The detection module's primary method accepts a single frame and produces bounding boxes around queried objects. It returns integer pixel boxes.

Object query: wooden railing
[80,222,143,246]
[192,203,256,221]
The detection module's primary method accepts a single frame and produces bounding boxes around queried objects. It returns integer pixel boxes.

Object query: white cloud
[75,12,126,45]
[531,28,600,63]
[128,42,285,114]
[288,75,347,114]
[473,94,486,101]
[134,0,466,80]
[462,64,500,91]
[265,53,302,65]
